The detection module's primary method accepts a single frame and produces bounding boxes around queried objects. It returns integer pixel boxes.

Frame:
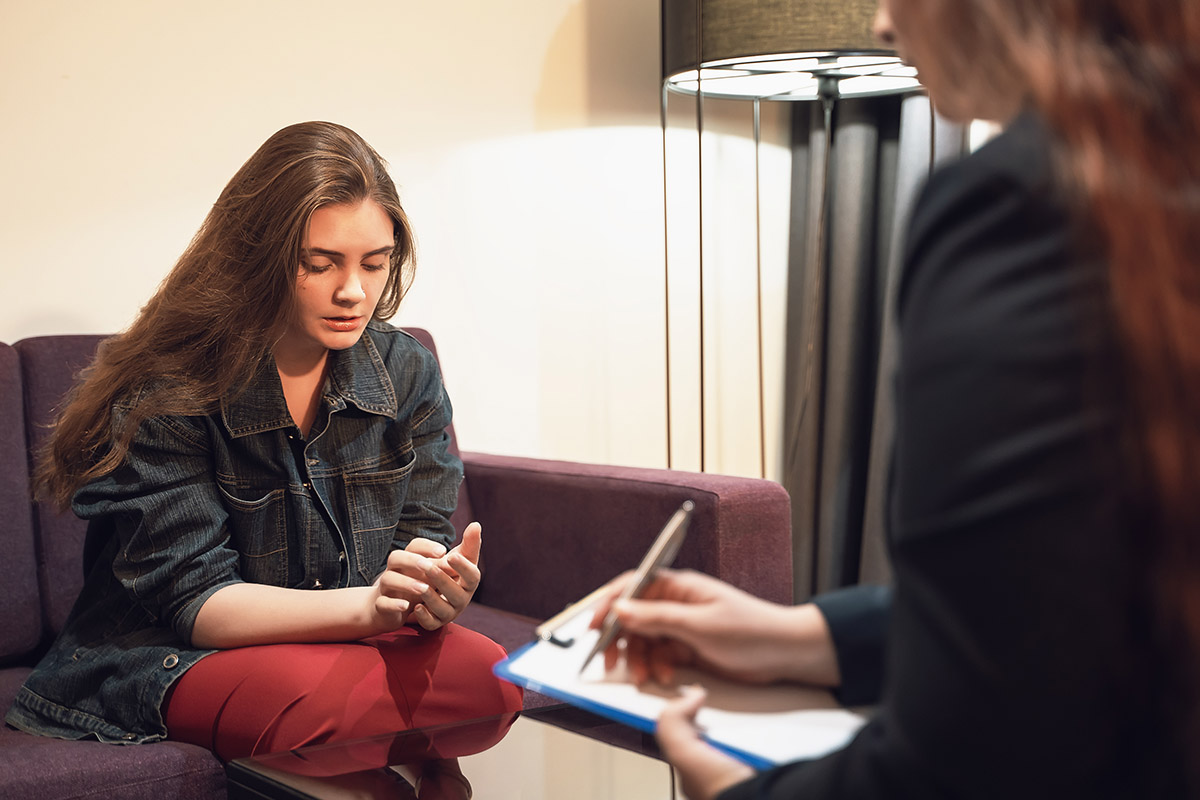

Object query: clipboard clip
[535,584,611,648]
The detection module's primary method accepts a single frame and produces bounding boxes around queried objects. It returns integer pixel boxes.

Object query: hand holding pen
[577,501,694,674]
[586,563,841,689]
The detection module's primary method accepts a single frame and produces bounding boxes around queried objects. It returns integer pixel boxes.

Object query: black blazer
[722,113,1180,799]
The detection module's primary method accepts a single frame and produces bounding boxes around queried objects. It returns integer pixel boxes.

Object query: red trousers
[163,623,523,761]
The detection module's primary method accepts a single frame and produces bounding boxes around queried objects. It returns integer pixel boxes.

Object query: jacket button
[122,733,138,741]
[338,551,346,562]
[163,654,180,669]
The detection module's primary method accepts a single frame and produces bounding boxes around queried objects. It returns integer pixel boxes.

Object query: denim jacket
[6,322,463,743]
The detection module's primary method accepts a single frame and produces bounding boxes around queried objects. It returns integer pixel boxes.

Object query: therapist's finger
[613,597,702,639]
[604,632,623,672]
[658,687,754,800]
[647,638,691,686]
[656,685,708,758]
[625,633,652,686]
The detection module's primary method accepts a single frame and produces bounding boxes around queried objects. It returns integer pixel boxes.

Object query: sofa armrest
[461,451,792,620]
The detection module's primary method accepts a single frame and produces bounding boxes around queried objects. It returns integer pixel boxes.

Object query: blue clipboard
[492,504,866,769]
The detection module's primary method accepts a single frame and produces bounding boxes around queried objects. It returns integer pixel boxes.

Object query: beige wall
[0,0,674,468]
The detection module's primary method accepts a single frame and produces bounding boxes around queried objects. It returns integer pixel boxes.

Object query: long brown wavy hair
[906,0,1200,745]
[37,121,417,509]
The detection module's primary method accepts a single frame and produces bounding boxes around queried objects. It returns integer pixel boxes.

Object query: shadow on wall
[536,0,662,129]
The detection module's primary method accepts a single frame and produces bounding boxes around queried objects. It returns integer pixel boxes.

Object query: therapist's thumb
[656,685,707,753]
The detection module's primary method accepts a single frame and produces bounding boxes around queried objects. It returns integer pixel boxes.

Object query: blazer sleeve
[718,114,1145,799]
[811,584,892,707]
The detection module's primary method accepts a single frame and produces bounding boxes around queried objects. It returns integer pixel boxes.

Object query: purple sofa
[0,331,792,799]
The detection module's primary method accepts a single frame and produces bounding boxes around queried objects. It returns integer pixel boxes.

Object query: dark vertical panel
[783,92,965,599]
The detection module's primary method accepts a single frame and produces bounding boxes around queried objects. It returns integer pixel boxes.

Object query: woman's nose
[873,6,897,48]
[335,272,366,304]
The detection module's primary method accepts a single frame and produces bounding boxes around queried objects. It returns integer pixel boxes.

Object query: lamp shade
[662,0,921,100]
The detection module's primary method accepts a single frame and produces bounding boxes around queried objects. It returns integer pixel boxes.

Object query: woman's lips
[323,316,362,332]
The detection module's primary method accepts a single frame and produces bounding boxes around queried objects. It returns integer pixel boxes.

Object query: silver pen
[578,501,695,675]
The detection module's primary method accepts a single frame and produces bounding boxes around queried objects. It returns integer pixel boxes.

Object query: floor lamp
[659,0,920,480]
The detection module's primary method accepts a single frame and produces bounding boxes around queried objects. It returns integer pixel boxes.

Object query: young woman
[6,121,522,759]
[594,1,1199,797]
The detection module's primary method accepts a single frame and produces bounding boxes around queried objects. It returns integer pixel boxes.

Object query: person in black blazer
[593,1,1200,797]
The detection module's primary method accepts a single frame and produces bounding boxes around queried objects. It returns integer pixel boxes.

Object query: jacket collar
[221,329,398,438]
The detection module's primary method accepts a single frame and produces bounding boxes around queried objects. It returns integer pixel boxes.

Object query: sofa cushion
[0,344,41,664]
[0,723,226,800]
[455,604,538,659]
[3,664,225,800]
[0,667,32,711]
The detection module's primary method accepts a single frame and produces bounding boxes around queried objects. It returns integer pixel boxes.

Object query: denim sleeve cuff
[172,578,243,646]
[811,584,892,707]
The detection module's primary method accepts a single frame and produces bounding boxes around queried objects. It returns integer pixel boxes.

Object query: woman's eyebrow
[302,245,395,258]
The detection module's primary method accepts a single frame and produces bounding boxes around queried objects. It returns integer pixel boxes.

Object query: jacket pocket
[216,483,288,585]
[344,451,416,582]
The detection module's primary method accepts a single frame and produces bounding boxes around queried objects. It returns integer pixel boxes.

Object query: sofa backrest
[0,342,42,665]
[14,335,107,638]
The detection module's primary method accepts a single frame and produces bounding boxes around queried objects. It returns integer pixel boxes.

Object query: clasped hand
[372,522,483,632]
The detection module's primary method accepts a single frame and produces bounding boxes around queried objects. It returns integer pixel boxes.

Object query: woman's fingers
[378,526,488,631]
[406,531,487,630]
[374,593,411,618]
[455,522,482,565]
[377,559,430,599]
[405,537,448,559]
